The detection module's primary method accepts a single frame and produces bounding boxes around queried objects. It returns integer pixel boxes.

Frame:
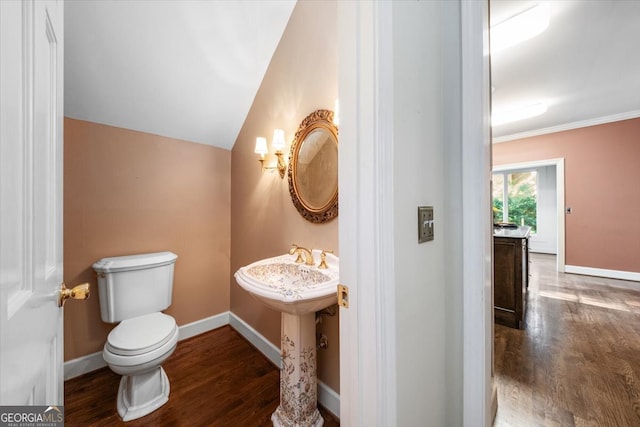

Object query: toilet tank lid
[92,252,178,273]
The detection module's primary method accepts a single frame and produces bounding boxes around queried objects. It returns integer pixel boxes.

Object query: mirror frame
[287,109,339,223]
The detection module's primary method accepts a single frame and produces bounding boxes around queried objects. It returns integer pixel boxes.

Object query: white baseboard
[529,248,556,255]
[228,312,340,417]
[318,380,341,419]
[228,312,282,368]
[178,311,229,341]
[64,312,230,380]
[64,310,341,418]
[565,265,640,283]
[63,350,106,380]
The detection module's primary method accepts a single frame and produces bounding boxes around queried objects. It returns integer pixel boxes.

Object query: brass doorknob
[58,282,90,307]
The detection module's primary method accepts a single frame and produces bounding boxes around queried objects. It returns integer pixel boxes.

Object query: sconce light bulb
[255,137,268,156]
[272,129,286,152]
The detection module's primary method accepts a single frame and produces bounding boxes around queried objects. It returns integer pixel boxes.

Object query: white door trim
[493,158,566,272]
[461,1,493,426]
[337,1,396,425]
[339,2,492,425]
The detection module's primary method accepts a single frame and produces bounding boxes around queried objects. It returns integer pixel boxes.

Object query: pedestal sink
[234,249,339,427]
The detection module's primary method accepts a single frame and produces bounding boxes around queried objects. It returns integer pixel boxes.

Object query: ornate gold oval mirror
[288,109,338,223]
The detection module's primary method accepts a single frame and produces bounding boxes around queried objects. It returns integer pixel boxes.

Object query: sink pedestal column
[271,312,324,427]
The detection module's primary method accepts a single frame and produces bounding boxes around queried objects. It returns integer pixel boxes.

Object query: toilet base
[117,366,170,421]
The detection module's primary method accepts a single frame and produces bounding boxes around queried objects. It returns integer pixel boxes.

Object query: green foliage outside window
[507,193,537,233]
[492,172,537,233]
[493,198,503,224]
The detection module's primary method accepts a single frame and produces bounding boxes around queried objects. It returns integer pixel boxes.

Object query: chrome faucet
[289,244,314,266]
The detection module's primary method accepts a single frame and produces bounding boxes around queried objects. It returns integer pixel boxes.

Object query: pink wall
[493,118,640,273]
[64,118,231,361]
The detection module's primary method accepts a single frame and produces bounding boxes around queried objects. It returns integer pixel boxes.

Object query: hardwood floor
[494,253,640,426]
[64,325,339,426]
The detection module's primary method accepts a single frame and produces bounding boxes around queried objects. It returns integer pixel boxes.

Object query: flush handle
[58,282,90,307]
[337,284,349,309]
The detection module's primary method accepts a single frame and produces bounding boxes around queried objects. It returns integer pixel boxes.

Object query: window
[492,170,537,233]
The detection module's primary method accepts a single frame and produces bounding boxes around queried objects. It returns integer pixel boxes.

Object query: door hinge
[337,284,349,308]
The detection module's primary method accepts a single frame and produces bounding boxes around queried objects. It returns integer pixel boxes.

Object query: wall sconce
[255,129,287,179]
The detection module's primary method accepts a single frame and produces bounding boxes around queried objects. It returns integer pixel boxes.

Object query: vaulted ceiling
[64,0,295,150]
[64,1,640,149]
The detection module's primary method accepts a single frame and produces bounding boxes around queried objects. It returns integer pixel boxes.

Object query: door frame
[337,1,396,425]
[461,1,493,425]
[337,1,491,425]
[493,158,566,272]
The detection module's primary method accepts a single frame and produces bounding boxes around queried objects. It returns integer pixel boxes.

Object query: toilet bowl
[103,312,179,421]
[93,252,179,422]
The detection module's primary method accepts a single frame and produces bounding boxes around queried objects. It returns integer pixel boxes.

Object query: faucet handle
[289,244,304,264]
[318,250,333,269]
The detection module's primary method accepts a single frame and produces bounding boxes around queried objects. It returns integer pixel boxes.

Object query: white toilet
[92,251,179,422]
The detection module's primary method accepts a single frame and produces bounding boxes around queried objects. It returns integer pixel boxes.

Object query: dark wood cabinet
[494,227,530,329]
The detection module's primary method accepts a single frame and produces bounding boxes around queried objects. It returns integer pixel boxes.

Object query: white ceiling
[65,1,640,149]
[490,0,640,141]
[64,1,295,150]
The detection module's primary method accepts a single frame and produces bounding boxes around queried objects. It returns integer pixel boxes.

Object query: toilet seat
[103,313,179,370]
[106,312,177,356]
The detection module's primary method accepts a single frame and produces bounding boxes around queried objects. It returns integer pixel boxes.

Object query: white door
[1,0,65,405]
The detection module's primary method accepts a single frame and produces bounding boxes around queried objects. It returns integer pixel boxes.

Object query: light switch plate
[418,206,434,243]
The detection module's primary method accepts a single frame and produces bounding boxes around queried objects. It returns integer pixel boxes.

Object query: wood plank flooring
[494,253,640,426]
[64,325,339,426]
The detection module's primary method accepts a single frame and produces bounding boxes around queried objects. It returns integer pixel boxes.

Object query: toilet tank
[92,252,178,323]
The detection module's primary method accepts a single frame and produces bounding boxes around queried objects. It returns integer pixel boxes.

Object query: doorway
[493,165,556,253]
[493,158,566,272]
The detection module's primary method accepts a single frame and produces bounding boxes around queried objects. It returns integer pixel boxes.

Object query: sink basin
[234,250,339,315]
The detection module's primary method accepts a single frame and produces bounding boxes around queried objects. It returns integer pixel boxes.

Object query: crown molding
[493,110,640,143]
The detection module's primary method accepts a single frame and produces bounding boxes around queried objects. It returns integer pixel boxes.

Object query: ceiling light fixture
[492,101,548,127]
[491,2,550,53]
